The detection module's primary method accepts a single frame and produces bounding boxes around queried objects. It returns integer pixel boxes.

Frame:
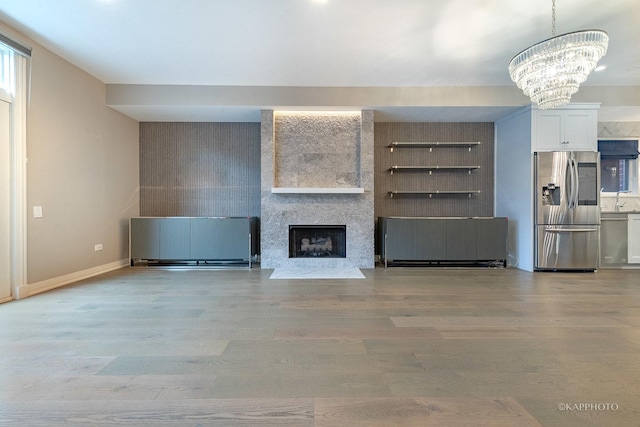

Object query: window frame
[598,138,640,196]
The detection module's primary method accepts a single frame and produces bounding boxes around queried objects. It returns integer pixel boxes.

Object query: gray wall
[139,122,261,217]
[19,26,140,284]
[374,122,495,218]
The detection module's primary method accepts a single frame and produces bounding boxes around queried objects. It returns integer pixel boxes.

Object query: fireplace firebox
[289,225,346,258]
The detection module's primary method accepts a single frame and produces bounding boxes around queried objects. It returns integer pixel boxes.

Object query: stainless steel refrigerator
[534,151,600,271]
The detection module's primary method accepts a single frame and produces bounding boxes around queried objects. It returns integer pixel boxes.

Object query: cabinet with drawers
[378,217,507,267]
[129,217,259,266]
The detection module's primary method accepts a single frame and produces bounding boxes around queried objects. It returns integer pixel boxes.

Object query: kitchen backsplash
[601,195,640,212]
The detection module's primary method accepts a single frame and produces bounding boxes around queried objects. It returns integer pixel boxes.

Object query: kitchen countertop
[601,211,640,214]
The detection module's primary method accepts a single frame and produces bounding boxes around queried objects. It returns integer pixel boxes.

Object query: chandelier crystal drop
[508,0,609,109]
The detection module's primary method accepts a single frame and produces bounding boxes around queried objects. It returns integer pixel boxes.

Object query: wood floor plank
[0,339,230,357]
[0,399,315,426]
[314,397,543,426]
[97,353,425,376]
[274,327,441,340]
[207,373,392,398]
[391,315,631,328]
[221,340,368,357]
[7,374,218,401]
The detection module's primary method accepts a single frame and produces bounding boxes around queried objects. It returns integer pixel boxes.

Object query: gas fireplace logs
[301,236,333,256]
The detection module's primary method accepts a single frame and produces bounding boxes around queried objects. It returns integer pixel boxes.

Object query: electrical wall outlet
[94,244,103,251]
[33,206,43,218]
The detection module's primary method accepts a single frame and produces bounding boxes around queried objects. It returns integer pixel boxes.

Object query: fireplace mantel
[271,187,364,194]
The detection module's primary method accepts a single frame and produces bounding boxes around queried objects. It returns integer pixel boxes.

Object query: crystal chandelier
[508,0,609,109]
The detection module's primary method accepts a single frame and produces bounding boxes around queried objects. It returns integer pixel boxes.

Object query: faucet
[615,191,628,212]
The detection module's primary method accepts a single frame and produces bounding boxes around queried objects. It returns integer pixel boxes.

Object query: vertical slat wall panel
[139,122,261,217]
[140,121,494,221]
[374,122,494,219]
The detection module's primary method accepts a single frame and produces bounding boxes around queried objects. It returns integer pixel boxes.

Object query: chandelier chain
[551,0,556,36]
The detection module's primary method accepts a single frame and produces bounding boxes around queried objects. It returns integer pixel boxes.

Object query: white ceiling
[0,0,638,122]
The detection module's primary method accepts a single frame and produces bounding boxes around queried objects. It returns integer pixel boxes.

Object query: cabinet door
[382,218,416,260]
[446,220,476,260]
[600,217,628,265]
[476,218,508,261]
[629,214,640,264]
[533,110,564,151]
[191,218,249,260]
[130,218,161,259]
[159,218,191,260]
[532,109,597,152]
[382,218,446,261]
[564,110,596,151]
[415,219,447,260]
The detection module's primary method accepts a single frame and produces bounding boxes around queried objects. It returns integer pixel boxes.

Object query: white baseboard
[19,259,128,299]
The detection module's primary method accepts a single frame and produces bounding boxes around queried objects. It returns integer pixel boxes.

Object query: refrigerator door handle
[544,227,599,233]
[572,159,580,209]
[564,159,573,209]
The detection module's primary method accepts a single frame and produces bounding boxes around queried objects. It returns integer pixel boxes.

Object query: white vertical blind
[0,36,29,299]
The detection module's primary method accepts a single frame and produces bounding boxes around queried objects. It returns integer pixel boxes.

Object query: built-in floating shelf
[388,190,481,199]
[272,187,365,194]
[387,141,482,152]
[387,165,481,175]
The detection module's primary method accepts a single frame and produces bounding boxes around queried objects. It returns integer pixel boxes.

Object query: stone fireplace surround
[260,110,375,269]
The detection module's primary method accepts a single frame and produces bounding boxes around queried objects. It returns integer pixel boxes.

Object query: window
[598,139,639,195]
[0,43,15,96]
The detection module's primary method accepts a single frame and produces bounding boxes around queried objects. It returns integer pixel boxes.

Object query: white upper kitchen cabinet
[532,106,598,152]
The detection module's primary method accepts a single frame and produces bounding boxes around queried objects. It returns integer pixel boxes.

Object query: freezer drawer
[535,225,599,271]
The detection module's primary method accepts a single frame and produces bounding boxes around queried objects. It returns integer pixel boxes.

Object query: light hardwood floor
[1,267,639,426]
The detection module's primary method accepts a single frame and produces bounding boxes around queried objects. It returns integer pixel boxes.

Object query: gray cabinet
[600,213,628,266]
[379,217,507,267]
[130,217,259,266]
